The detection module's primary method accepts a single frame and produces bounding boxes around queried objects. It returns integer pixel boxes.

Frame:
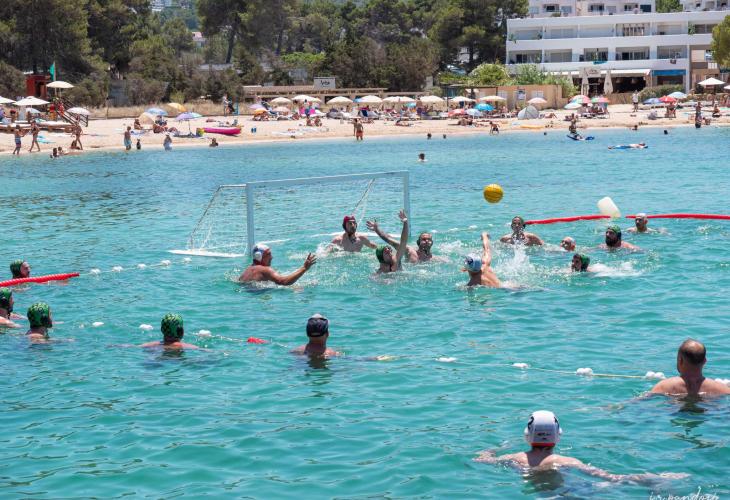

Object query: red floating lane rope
[626,214,730,220]
[247,337,268,344]
[0,273,80,287]
[525,215,611,225]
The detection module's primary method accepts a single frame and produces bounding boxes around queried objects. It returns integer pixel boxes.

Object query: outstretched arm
[395,210,409,264]
[571,461,688,484]
[268,253,316,286]
[366,219,399,247]
[481,232,493,267]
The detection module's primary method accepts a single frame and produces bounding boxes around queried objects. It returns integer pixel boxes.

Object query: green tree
[712,16,730,68]
[468,62,511,85]
[0,60,25,97]
[162,17,194,56]
[655,0,682,12]
[385,37,440,91]
[87,0,153,72]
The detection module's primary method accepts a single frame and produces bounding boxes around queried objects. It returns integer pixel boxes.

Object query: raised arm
[366,219,399,247]
[395,210,409,264]
[481,232,493,267]
[268,253,316,286]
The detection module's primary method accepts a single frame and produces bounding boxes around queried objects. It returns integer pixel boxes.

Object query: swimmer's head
[161,313,184,341]
[416,233,433,253]
[306,313,329,338]
[252,244,271,265]
[571,253,590,272]
[27,302,52,329]
[560,237,576,251]
[635,213,648,229]
[511,216,526,233]
[605,225,622,246]
[418,153,425,161]
[464,254,482,273]
[0,288,13,314]
[524,410,562,448]
[342,215,357,234]
[10,260,29,279]
[375,245,393,264]
[677,338,706,371]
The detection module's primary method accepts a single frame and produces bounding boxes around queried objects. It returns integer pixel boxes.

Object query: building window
[640,4,652,11]
[617,50,648,60]
[584,50,608,61]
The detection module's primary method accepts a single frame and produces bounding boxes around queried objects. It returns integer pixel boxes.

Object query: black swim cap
[306,314,329,337]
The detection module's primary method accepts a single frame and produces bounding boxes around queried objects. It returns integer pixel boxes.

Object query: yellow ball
[483,184,504,203]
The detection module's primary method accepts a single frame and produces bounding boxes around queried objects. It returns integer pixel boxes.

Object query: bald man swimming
[651,339,730,397]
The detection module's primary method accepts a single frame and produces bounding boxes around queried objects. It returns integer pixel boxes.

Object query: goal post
[173,171,410,258]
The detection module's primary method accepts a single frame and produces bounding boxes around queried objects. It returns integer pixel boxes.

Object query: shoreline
[1,103,725,157]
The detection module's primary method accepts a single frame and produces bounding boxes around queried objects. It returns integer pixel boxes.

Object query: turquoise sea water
[2,128,730,498]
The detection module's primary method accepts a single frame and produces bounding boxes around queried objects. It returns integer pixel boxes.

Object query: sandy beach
[1,103,725,155]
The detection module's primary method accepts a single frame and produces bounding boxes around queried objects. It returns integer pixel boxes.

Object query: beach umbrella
[273,106,290,113]
[249,103,265,110]
[449,108,466,116]
[668,91,687,99]
[26,107,42,114]
[138,112,156,125]
[528,97,547,105]
[293,94,320,103]
[47,81,74,89]
[643,98,662,105]
[571,95,590,104]
[253,108,268,115]
[603,69,613,95]
[591,96,610,104]
[271,97,292,105]
[476,103,493,111]
[175,112,199,134]
[359,95,382,104]
[420,95,444,104]
[698,77,724,87]
[383,96,414,103]
[0,96,14,104]
[479,95,505,102]
[14,96,50,106]
[327,96,353,105]
[451,96,474,103]
[145,107,167,116]
[658,96,677,103]
[405,102,417,108]
[465,108,482,117]
[167,102,186,112]
[67,106,91,115]
[724,85,730,90]
[517,105,539,119]
[564,102,582,110]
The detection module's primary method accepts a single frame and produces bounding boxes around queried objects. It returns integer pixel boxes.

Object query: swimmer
[0,288,20,328]
[26,302,53,342]
[560,237,576,252]
[136,138,141,150]
[291,313,341,358]
[627,213,654,234]
[650,339,730,397]
[465,232,500,287]
[10,259,30,279]
[475,410,687,482]
[141,313,198,349]
[427,133,432,140]
[163,134,172,151]
[418,153,426,162]
[570,253,591,272]
[608,142,646,150]
[368,211,438,264]
[238,244,316,285]
[601,225,639,251]
[500,216,544,246]
[371,210,409,273]
[331,215,377,252]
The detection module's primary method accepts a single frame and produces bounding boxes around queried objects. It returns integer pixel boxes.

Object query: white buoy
[644,371,666,380]
[92,321,104,327]
[160,259,171,266]
[112,266,123,272]
[90,268,102,275]
[139,324,153,331]
[183,257,192,263]
[137,263,147,269]
[513,362,529,369]
[597,197,621,218]
[576,367,594,376]
[197,329,212,337]
[437,357,457,363]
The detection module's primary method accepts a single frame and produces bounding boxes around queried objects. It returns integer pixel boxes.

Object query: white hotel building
[505,0,729,93]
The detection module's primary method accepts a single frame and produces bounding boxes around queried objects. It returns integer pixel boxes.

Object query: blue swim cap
[465,254,482,273]
[306,313,329,337]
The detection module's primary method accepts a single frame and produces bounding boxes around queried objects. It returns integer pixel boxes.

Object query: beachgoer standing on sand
[291,314,341,358]
[632,91,639,112]
[29,120,41,152]
[354,119,364,141]
[222,94,229,116]
[475,410,687,483]
[331,215,377,252]
[239,244,316,285]
[465,232,501,287]
[73,123,83,150]
[650,339,730,396]
[163,134,172,151]
[124,126,132,151]
[12,125,26,155]
[500,216,544,246]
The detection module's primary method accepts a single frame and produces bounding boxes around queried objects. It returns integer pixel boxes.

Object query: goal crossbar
[208,171,410,255]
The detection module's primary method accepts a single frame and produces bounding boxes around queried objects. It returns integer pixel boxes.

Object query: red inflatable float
[626,214,730,220]
[525,214,611,225]
[0,272,80,287]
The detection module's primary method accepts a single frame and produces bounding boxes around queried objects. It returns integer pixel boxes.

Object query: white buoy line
[512,362,666,380]
[85,257,193,277]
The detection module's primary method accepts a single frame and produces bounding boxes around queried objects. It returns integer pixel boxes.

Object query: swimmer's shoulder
[701,379,730,395]
[650,377,684,394]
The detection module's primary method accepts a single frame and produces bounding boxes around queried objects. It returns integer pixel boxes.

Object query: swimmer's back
[651,376,730,396]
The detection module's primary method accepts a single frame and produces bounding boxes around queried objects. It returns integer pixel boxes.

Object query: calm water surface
[1,127,729,498]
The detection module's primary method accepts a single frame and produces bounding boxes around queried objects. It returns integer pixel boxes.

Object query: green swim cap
[375,245,387,263]
[10,260,24,278]
[607,224,621,237]
[579,254,590,271]
[161,313,184,340]
[0,288,12,313]
[27,302,52,328]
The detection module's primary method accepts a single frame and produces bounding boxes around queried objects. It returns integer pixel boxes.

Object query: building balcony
[506,58,688,73]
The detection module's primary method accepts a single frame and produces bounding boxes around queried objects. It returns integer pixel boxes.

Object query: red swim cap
[342,215,356,230]
[247,337,268,344]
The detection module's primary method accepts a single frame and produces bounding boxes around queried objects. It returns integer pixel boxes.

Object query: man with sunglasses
[627,213,654,234]
[500,216,544,246]
[291,314,341,358]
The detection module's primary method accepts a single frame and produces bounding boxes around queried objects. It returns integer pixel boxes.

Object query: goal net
[171,171,410,258]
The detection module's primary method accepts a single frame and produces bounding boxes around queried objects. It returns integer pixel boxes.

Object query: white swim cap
[464,254,482,273]
[252,244,270,262]
[636,212,647,219]
[524,410,562,447]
